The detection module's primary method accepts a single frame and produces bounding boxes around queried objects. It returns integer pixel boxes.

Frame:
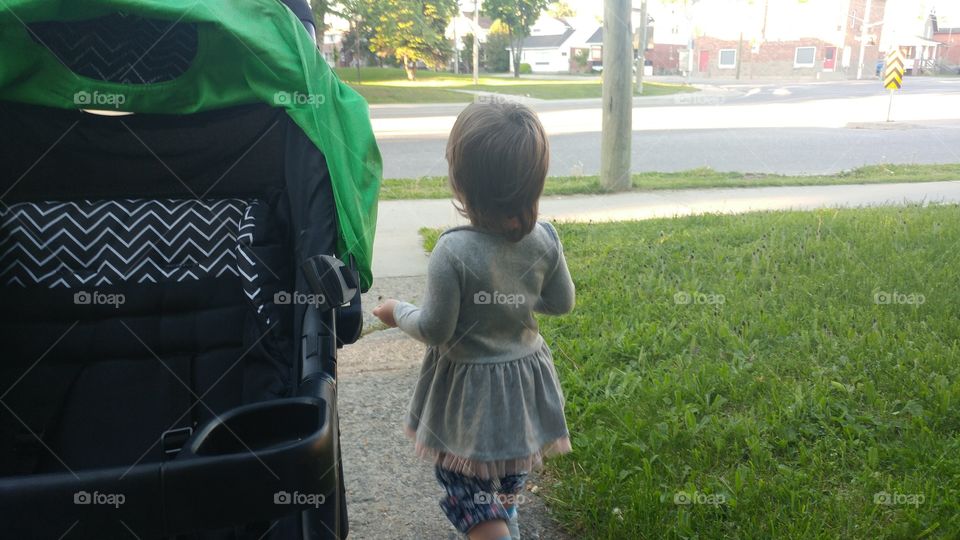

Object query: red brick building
[691,0,887,79]
[936,28,960,68]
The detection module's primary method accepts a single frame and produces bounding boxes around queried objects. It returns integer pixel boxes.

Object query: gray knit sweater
[394,221,575,478]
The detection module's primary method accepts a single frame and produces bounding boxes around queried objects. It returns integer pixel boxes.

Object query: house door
[824,46,837,71]
[698,50,710,72]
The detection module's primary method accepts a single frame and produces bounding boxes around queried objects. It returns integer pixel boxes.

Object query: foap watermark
[74,290,125,309]
[473,491,526,506]
[74,90,126,109]
[473,290,526,308]
[273,91,326,106]
[74,490,125,509]
[274,490,326,508]
[874,491,924,508]
[673,491,726,506]
[674,291,725,306]
[873,290,925,306]
[474,93,534,106]
[674,93,725,106]
[274,290,326,307]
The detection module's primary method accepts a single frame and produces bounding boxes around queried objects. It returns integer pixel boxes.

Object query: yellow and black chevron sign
[884,49,905,91]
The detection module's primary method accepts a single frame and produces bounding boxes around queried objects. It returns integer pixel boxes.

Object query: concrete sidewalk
[372,181,960,279]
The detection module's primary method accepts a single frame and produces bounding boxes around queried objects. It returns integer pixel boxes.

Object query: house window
[718,49,737,69]
[794,46,816,68]
[591,47,602,61]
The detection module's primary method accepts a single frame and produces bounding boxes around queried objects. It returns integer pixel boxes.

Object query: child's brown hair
[446,101,549,242]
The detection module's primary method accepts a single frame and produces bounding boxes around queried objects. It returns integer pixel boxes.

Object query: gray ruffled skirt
[405,340,571,480]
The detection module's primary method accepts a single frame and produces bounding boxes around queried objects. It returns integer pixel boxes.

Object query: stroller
[0,0,380,538]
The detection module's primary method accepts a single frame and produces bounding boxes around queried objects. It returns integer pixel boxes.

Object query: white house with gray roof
[509,16,600,73]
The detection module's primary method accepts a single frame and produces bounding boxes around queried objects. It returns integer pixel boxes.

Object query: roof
[935,28,960,34]
[894,35,945,47]
[521,27,575,49]
[586,27,602,44]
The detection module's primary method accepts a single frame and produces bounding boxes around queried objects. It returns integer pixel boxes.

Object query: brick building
[691,0,887,79]
[937,27,960,68]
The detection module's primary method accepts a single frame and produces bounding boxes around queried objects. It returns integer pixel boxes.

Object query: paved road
[373,78,960,178]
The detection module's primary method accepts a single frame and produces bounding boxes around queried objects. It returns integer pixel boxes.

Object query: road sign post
[883,48,905,122]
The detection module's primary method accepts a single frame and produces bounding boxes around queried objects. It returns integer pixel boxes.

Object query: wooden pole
[601,0,633,191]
[635,0,648,95]
[736,32,743,80]
[857,0,874,79]
[473,0,481,85]
[354,18,362,85]
[454,15,460,74]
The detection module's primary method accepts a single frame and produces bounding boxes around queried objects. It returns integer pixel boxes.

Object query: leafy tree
[483,0,550,78]
[485,20,512,72]
[366,0,459,80]
[309,0,340,46]
[548,1,576,18]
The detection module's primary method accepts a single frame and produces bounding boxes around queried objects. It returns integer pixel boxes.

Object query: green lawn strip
[418,205,960,538]
[383,164,960,201]
[471,81,697,100]
[333,67,695,103]
[348,85,472,104]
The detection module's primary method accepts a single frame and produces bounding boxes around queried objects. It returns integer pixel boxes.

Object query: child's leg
[434,466,513,540]
[498,473,528,539]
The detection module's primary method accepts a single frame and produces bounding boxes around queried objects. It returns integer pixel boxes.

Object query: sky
[561,0,960,24]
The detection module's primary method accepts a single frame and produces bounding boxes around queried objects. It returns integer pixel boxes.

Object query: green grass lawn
[420,205,960,538]
[333,67,696,103]
[382,163,960,200]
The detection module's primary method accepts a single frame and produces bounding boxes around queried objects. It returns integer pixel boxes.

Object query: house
[446,10,493,46]
[445,10,494,71]
[319,27,345,66]
[691,0,888,79]
[879,7,944,74]
[509,16,598,74]
[935,26,960,68]
[581,1,692,75]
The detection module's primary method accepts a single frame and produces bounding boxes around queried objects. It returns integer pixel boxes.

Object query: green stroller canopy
[0,0,381,290]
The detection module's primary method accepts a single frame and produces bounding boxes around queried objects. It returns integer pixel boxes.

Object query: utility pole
[454,15,460,74]
[601,0,633,191]
[736,32,743,80]
[635,0,648,95]
[857,0,874,79]
[354,17,362,85]
[473,0,481,85]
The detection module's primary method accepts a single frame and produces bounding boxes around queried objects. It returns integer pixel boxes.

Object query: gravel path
[338,281,572,540]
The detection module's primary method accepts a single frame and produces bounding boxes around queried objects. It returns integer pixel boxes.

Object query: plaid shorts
[434,466,528,534]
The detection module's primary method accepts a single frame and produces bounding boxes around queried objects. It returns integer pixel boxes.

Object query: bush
[520,63,533,74]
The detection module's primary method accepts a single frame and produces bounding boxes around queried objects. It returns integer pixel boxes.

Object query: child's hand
[373,299,399,328]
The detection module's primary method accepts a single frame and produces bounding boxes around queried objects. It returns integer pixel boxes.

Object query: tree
[484,0,549,78]
[309,0,340,46]
[366,0,459,80]
[548,1,576,18]
[485,21,512,72]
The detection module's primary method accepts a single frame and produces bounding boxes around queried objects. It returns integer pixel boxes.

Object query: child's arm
[374,240,461,345]
[534,224,575,315]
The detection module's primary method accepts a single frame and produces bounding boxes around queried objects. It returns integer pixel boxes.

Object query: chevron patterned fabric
[0,198,255,288]
[29,14,197,84]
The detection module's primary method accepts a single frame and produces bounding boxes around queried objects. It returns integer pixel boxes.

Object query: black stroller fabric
[0,102,342,538]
